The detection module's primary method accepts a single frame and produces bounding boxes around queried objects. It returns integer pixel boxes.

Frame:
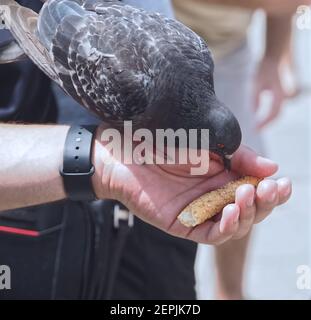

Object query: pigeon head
[203,98,242,170]
[150,60,242,170]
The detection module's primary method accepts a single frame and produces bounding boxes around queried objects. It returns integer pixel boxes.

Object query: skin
[92,126,292,245]
[0,124,291,245]
[254,14,293,130]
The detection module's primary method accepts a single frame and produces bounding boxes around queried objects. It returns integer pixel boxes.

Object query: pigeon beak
[223,154,233,171]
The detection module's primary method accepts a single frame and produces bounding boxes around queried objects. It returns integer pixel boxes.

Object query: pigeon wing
[37,0,215,123]
[0,0,60,83]
[38,0,153,123]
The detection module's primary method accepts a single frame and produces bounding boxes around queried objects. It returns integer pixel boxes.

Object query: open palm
[94,142,292,245]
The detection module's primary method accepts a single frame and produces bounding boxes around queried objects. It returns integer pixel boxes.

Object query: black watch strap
[60,125,98,201]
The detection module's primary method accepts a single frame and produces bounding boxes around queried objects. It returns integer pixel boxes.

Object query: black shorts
[0,200,197,300]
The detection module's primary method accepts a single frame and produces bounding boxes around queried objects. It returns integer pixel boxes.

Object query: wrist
[261,55,281,68]
[91,125,113,200]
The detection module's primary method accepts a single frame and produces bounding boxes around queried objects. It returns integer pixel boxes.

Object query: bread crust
[178,176,262,227]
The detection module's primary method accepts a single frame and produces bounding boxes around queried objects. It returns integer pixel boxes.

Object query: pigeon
[0,0,242,168]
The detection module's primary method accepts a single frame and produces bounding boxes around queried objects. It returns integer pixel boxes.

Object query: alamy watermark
[0,265,11,290]
[296,265,311,290]
[99,121,213,176]
[296,6,311,30]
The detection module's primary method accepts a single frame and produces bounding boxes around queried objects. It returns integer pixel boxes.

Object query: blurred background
[194,8,311,300]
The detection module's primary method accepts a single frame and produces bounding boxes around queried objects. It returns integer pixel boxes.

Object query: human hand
[253,57,288,130]
[92,130,292,245]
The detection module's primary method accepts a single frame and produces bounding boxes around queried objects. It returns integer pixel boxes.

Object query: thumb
[231,146,278,178]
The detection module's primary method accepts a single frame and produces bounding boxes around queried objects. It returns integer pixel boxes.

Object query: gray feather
[36,0,214,125]
[0,0,60,83]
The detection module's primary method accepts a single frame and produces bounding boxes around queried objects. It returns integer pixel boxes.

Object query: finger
[253,86,262,113]
[187,204,240,245]
[232,184,256,239]
[277,177,292,205]
[231,145,278,178]
[257,92,284,130]
[220,204,240,235]
[208,204,240,245]
[254,179,279,224]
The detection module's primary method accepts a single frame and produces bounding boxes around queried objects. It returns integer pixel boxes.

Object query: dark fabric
[0,61,57,123]
[111,219,197,300]
[0,202,86,300]
[0,201,197,300]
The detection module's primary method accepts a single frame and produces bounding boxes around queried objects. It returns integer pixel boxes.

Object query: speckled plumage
[37,0,215,126]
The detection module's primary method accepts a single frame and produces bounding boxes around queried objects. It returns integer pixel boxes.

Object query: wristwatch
[60,125,98,201]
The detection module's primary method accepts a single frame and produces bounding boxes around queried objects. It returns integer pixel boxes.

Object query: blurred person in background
[173,0,309,300]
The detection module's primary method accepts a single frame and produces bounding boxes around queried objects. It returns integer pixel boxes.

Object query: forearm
[264,14,292,63]
[0,124,69,211]
[194,0,311,14]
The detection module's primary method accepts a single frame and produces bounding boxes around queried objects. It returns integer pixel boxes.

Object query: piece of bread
[178,176,262,227]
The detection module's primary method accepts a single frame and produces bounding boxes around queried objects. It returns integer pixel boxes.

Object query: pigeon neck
[146,62,214,130]
[156,61,213,97]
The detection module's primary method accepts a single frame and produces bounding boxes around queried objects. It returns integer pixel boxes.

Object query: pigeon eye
[217,143,225,149]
